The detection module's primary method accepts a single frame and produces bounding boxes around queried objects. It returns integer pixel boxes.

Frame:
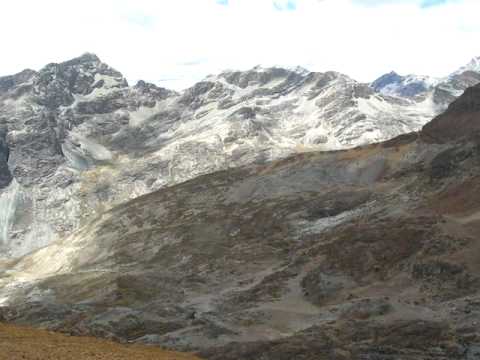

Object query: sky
[0,0,479,90]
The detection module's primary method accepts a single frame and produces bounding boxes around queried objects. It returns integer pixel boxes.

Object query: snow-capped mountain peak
[371,71,439,98]
[450,56,480,77]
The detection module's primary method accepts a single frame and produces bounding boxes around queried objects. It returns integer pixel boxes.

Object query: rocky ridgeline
[0,53,479,258]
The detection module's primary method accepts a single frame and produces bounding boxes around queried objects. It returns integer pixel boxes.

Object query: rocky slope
[1,54,479,259]
[1,83,480,358]
[423,86,480,144]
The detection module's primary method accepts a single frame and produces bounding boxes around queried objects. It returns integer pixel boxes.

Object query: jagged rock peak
[32,52,128,108]
[61,52,101,66]
[371,71,403,91]
[134,79,177,99]
[250,64,310,76]
[451,56,480,76]
[0,69,38,94]
[371,70,438,98]
[135,79,164,91]
[39,52,124,80]
[205,65,310,89]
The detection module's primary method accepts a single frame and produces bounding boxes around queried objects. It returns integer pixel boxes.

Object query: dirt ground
[0,323,201,360]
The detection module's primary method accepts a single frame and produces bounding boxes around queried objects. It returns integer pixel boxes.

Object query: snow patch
[296,202,375,235]
[14,223,58,258]
[451,56,480,77]
[128,103,162,127]
[70,133,113,162]
[0,180,21,247]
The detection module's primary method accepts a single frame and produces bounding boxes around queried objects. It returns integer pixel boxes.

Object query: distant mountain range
[372,57,480,101]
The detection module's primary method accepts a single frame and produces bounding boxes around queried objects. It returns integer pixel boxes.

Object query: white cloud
[0,0,479,89]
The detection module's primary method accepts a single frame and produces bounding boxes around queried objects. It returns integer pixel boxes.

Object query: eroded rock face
[0,54,181,257]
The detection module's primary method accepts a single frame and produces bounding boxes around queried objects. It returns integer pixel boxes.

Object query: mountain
[1,81,480,358]
[3,54,478,260]
[432,69,480,106]
[451,56,480,76]
[371,57,480,107]
[371,71,438,98]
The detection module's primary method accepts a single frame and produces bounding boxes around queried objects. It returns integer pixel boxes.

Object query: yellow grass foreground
[0,323,202,360]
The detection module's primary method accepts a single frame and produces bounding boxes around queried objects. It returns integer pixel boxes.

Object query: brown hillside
[0,323,201,360]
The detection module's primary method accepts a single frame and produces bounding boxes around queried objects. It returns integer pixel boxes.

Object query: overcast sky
[1,0,479,90]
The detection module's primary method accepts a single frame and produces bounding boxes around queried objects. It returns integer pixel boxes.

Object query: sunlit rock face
[0,53,478,258]
[0,181,19,248]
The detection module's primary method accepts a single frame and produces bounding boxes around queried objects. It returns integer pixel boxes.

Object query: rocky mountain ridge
[0,53,479,259]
